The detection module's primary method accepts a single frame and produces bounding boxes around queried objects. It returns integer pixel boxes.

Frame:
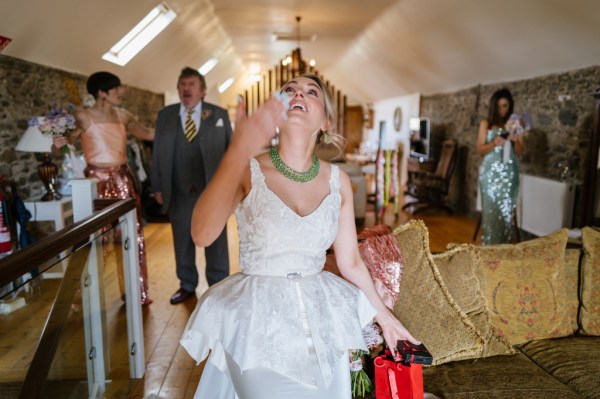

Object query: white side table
[22,197,74,278]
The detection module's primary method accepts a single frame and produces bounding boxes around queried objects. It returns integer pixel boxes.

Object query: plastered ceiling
[2,0,599,105]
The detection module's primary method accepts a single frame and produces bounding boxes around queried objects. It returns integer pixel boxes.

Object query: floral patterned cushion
[474,229,573,344]
[433,245,514,359]
[392,220,484,365]
[564,248,581,332]
[580,227,600,335]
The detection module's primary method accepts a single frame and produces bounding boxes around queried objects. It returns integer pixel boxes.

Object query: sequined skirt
[85,163,152,305]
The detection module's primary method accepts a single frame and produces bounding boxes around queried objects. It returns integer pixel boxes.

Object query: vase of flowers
[29,105,85,179]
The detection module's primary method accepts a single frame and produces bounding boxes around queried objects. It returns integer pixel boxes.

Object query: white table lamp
[16,118,61,201]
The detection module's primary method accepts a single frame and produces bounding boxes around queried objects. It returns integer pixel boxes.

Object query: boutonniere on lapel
[201,108,213,121]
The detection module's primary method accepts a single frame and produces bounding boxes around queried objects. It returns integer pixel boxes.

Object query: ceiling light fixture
[248,62,262,82]
[199,58,218,75]
[289,16,307,74]
[277,16,318,72]
[271,33,317,42]
[102,2,176,66]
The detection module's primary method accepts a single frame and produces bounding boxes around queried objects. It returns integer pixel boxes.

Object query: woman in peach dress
[53,71,155,304]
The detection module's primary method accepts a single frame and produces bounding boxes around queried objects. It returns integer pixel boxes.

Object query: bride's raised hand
[232,93,289,157]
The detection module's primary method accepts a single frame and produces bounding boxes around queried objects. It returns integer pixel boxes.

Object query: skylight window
[199,58,218,75]
[102,2,176,66]
[218,78,234,93]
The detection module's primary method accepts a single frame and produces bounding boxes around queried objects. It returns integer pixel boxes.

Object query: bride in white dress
[181,74,419,398]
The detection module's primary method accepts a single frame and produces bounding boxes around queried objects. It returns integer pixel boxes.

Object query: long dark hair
[487,88,514,127]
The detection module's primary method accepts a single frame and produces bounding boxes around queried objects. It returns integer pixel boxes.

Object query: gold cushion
[475,229,573,344]
[580,227,600,335]
[392,220,484,365]
[433,245,514,359]
[564,248,581,332]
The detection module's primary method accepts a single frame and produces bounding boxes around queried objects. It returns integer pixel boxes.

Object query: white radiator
[519,174,575,237]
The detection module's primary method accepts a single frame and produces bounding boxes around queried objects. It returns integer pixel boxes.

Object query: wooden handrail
[0,198,135,288]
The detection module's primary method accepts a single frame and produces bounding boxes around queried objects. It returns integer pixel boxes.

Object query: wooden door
[345,105,364,154]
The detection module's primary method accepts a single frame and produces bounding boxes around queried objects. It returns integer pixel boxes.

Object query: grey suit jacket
[151,101,232,212]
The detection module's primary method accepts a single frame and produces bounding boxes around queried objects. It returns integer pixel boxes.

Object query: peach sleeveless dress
[80,111,151,304]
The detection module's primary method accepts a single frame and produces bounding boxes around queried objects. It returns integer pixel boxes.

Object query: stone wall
[0,55,164,199]
[420,65,600,224]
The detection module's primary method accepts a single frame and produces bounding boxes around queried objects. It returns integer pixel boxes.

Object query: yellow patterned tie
[184,109,197,142]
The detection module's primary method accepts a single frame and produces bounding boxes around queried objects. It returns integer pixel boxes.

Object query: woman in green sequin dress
[477,88,525,245]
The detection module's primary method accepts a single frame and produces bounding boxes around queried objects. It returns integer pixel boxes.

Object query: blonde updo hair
[284,73,346,152]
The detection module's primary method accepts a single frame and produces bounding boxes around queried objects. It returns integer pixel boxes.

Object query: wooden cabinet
[345,105,364,154]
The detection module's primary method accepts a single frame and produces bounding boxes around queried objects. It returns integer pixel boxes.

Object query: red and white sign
[0,35,12,53]
[0,192,12,254]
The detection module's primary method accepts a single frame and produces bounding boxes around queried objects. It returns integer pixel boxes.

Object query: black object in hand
[396,340,433,366]
[499,131,510,139]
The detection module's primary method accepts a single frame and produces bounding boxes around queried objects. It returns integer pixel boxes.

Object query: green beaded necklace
[269,146,320,183]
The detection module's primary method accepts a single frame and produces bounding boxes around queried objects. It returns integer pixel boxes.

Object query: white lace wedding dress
[181,158,376,399]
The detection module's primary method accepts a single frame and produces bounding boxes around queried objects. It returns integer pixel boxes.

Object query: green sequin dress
[479,128,520,245]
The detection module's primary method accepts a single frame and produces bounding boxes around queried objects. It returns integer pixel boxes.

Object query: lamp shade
[16,117,53,153]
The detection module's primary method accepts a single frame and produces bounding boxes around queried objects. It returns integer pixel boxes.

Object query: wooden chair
[403,139,457,214]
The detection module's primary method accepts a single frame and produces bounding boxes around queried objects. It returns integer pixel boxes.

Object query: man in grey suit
[151,67,231,304]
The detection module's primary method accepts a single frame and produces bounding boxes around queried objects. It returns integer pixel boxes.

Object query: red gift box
[374,350,424,399]
[396,340,433,366]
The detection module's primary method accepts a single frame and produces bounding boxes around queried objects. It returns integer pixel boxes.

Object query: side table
[22,197,74,278]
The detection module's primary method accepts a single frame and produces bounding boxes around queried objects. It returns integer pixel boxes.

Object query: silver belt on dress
[242,270,320,280]
[287,272,302,282]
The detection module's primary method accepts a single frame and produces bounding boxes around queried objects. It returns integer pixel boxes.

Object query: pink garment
[80,113,151,305]
[85,163,152,305]
[81,120,127,165]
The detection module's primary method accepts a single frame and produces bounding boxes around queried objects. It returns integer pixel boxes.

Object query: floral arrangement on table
[350,321,385,397]
[28,104,85,178]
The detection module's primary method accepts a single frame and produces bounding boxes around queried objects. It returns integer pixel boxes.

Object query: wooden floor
[0,205,478,398]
